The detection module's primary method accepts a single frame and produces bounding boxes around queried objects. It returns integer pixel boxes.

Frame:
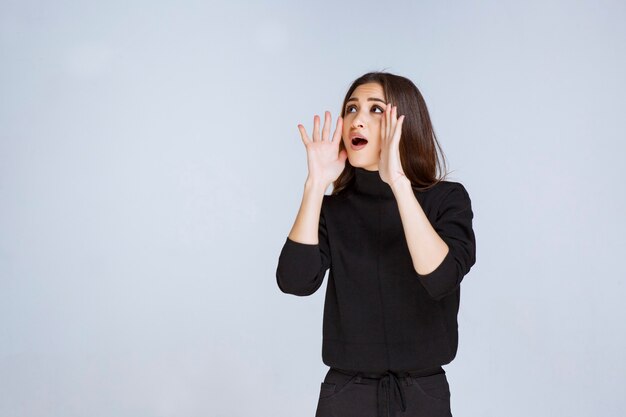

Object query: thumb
[338,149,348,162]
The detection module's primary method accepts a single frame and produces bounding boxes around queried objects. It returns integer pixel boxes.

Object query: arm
[392,179,476,301]
[275,179,332,296]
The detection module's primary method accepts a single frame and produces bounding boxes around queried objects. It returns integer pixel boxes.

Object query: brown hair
[332,71,453,195]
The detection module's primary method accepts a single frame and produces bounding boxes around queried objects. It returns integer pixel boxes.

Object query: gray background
[1,0,624,416]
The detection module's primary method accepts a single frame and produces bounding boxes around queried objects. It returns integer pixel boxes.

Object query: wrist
[305,177,329,194]
[390,175,412,193]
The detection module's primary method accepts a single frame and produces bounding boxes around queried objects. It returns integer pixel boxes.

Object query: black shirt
[276,167,476,373]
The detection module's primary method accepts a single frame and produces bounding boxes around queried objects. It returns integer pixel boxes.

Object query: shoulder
[322,190,349,208]
[417,180,469,201]
[436,180,471,200]
[433,181,473,219]
[321,193,337,216]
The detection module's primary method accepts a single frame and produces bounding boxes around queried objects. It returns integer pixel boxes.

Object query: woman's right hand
[298,111,347,188]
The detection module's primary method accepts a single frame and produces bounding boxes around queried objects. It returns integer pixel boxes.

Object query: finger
[312,114,320,142]
[392,115,405,150]
[386,103,392,142]
[322,111,331,141]
[331,116,343,146]
[391,105,398,136]
[297,124,311,145]
[381,108,386,144]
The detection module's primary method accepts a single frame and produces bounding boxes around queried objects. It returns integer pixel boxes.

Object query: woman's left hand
[379,103,407,187]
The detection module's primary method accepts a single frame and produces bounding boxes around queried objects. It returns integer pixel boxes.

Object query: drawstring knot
[357,370,407,417]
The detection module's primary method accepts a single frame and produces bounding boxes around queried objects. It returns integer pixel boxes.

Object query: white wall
[1,1,624,416]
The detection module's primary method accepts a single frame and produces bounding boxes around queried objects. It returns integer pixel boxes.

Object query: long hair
[332,71,452,195]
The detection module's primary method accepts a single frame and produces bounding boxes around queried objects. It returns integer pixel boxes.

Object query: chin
[348,156,378,170]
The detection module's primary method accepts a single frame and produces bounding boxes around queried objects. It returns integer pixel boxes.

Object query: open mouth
[349,131,369,151]
[351,137,368,146]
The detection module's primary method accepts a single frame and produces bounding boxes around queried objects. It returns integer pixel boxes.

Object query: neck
[353,167,395,199]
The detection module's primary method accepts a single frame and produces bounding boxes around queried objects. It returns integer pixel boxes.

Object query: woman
[276,71,476,417]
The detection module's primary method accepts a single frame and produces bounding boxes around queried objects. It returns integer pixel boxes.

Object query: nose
[351,118,364,129]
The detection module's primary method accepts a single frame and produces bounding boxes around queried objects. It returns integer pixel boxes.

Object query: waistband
[330,366,445,417]
[332,366,444,379]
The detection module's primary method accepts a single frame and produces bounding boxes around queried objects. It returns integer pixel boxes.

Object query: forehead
[351,82,384,99]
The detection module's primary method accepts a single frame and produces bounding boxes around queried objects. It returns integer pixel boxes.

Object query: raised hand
[378,103,407,187]
[298,111,347,187]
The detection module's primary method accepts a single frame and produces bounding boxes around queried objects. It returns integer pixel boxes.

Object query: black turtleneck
[352,167,396,199]
[275,167,476,374]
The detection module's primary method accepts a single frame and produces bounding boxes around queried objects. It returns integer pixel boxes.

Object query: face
[342,82,389,171]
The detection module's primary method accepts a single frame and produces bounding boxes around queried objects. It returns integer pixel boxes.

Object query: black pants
[314,367,453,417]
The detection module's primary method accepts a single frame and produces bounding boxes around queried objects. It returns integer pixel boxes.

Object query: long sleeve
[415,183,476,301]
[275,204,332,296]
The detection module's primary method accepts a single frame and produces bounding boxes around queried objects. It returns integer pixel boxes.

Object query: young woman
[276,71,476,417]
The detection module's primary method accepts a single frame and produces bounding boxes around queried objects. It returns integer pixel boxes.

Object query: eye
[345,105,384,113]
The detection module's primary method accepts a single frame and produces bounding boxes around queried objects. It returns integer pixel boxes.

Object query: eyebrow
[346,97,387,104]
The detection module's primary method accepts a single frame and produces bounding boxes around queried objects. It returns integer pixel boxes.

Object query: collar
[353,167,395,199]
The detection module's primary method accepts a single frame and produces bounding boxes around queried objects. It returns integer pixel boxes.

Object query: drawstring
[375,371,406,417]
[334,366,443,417]
[354,370,407,417]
